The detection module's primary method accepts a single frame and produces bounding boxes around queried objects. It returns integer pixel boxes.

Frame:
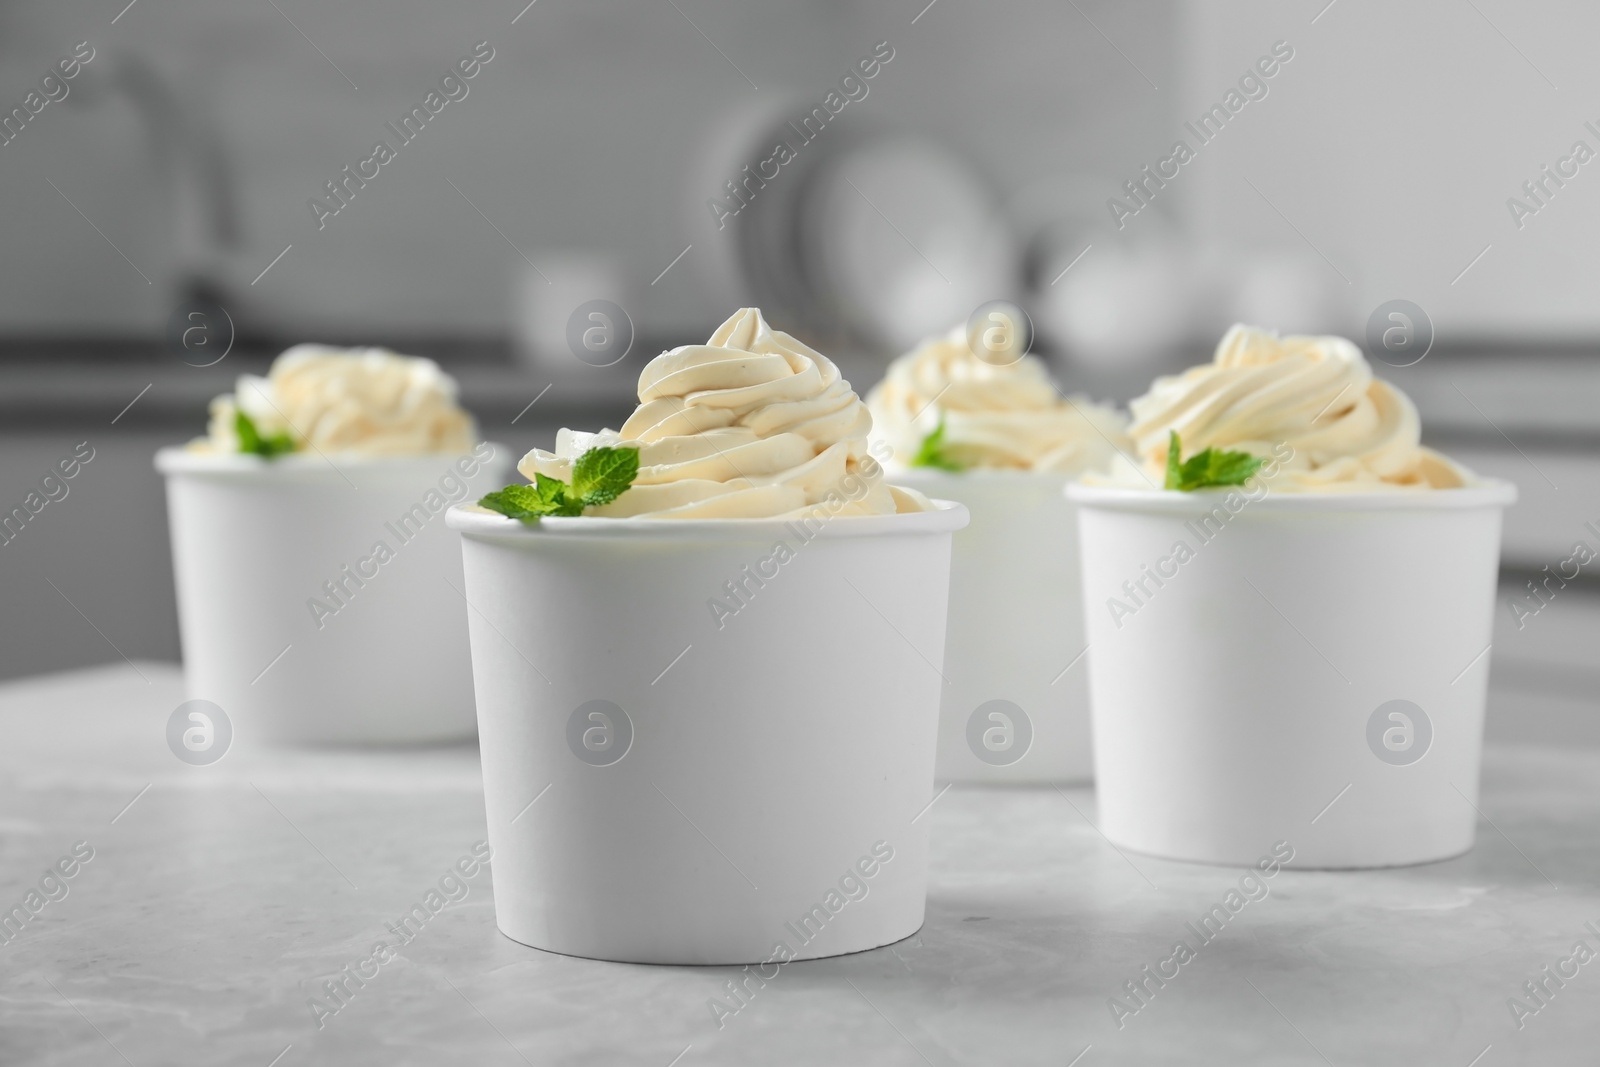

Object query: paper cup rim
[155,442,508,480]
[1065,477,1517,513]
[445,497,970,540]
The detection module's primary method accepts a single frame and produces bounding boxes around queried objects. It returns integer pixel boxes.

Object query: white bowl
[894,468,1093,783]
[1067,480,1516,868]
[447,500,968,964]
[156,443,513,745]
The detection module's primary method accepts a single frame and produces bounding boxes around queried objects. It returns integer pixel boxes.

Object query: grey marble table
[1,663,1595,1066]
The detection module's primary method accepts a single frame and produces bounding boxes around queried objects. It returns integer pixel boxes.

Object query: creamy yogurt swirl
[201,345,476,455]
[866,325,1129,473]
[521,308,931,518]
[1125,324,1470,491]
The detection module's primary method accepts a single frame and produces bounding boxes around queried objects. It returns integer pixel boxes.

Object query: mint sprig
[479,445,641,524]
[570,446,639,506]
[1164,430,1265,491]
[910,413,964,472]
[235,410,296,458]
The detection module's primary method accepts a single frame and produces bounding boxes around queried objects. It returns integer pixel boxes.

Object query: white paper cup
[893,469,1092,783]
[156,444,513,745]
[1067,480,1516,868]
[447,501,968,964]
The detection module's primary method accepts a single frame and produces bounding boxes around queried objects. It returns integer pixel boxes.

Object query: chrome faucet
[72,51,242,316]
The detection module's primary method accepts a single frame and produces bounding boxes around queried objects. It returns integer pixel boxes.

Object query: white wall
[0,0,1176,340]
[1177,0,1600,342]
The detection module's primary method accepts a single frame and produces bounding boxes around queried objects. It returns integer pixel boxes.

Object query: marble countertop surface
[1,663,1596,1066]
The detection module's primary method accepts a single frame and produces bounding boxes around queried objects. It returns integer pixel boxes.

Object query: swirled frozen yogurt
[200,345,476,455]
[1124,324,1470,491]
[520,308,932,518]
[867,325,1129,473]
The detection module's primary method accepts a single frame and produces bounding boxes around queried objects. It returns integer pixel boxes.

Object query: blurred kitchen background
[2,0,1597,743]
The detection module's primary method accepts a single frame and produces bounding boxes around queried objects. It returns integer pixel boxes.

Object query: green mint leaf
[570,446,640,507]
[909,413,964,472]
[1165,430,1183,490]
[1165,430,1266,491]
[1187,448,1265,488]
[533,472,569,510]
[235,410,296,458]
[478,447,639,524]
[478,483,556,524]
[540,472,585,517]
